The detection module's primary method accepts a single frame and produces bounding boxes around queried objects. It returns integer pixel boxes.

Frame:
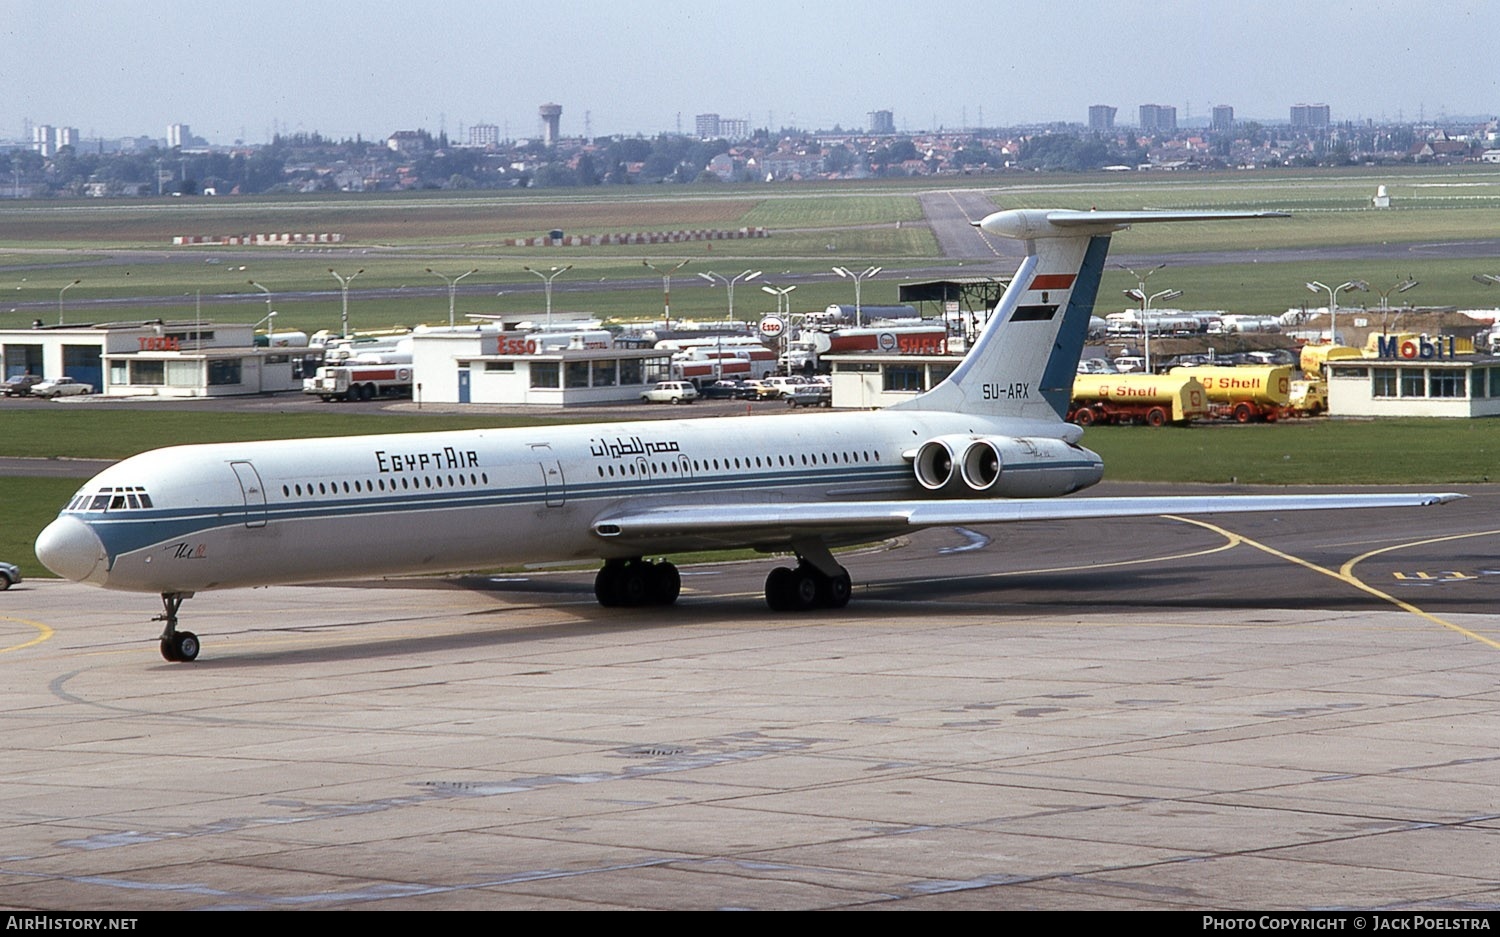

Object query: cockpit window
[76,486,155,513]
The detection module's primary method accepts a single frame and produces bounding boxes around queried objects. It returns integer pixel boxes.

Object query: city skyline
[4,0,1497,145]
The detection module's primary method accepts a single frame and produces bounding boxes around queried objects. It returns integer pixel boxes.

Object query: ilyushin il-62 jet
[37,208,1461,661]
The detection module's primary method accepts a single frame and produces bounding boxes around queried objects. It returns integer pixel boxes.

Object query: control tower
[539,103,562,146]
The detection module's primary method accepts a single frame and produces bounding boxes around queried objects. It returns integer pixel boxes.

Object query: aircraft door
[531,444,566,507]
[230,461,268,529]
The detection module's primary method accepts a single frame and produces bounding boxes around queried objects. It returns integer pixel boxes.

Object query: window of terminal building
[643,359,670,383]
[485,360,514,372]
[593,360,617,386]
[130,359,165,386]
[207,358,242,386]
[530,362,560,388]
[883,365,924,393]
[1400,369,1426,397]
[928,364,957,385]
[565,361,590,388]
[1429,371,1465,398]
[1371,368,1397,397]
[620,358,643,385]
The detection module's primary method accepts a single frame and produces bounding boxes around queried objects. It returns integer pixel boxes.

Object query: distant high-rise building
[32,125,55,157]
[695,113,721,139]
[1088,105,1117,131]
[538,104,562,146]
[468,123,500,147]
[719,118,749,141]
[1211,105,1234,132]
[167,123,191,148]
[1290,103,1331,130]
[1138,104,1177,132]
[868,109,895,135]
[54,127,79,150]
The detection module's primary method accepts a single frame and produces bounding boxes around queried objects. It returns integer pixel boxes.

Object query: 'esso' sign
[496,337,538,355]
[759,315,785,338]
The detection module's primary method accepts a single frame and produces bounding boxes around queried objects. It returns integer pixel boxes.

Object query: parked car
[640,381,698,405]
[699,380,747,400]
[31,376,93,398]
[1,374,42,396]
[785,385,832,408]
[758,375,808,398]
[0,561,20,590]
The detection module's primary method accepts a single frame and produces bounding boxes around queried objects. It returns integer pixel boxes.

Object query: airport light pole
[1375,277,1419,332]
[329,268,364,338]
[427,267,479,329]
[249,280,275,343]
[524,264,572,330]
[643,259,690,330]
[1117,264,1166,371]
[57,278,80,326]
[1305,279,1368,345]
[699,269,762,324]
[832,265,882,327]
[1123,286,1182,374]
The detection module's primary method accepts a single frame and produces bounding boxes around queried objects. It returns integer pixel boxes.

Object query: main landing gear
[594,558,680,607]
[764,540,852,612]
[155,591,200,662]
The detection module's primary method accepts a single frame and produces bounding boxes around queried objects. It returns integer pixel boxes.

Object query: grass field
[10,164,1500,332]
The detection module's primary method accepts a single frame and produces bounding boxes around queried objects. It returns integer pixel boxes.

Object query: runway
[1,485,1497,910]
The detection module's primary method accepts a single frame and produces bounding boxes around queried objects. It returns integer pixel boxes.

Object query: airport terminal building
[410,331,673,406]
[1327,347,1500,418]
[1,321,304,397]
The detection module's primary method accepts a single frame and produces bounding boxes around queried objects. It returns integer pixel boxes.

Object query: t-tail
[896,208,1288,420]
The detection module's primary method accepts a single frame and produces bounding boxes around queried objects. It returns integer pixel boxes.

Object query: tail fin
[896,209,1288,420]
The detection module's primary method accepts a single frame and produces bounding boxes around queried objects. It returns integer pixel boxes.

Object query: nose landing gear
[155,592,200,662]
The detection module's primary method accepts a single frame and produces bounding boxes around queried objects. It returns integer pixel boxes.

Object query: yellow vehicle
[1069,373,1209,426]
[1170,365,1292,422]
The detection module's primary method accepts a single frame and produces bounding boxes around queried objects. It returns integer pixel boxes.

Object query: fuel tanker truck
[1068,373,1209,426]
[1169,365,1293,422]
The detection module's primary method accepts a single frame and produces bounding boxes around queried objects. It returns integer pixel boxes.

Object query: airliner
[35,208,1461,662]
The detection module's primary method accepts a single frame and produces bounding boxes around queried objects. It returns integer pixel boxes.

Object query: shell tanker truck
[1170,365,1293,422]
[1068,373,1209,426]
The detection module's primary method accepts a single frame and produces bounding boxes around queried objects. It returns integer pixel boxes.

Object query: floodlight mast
[248,281,276,342]
[523,265,572,330]
[1116,264,1169,373]
[329,268,365,338]
[427,267,479,329]
[57,279,81,326]
[832,265,882,327]
[699,269,762,323]
[643,259,690,330]
[1305,279,1368,344]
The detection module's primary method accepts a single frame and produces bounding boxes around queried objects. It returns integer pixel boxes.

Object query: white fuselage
[45,408,1099,594]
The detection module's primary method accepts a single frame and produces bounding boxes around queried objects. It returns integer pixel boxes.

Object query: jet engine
[913,434,1102,498]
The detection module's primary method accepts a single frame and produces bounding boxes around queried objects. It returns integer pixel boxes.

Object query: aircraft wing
[591,492,1463,549]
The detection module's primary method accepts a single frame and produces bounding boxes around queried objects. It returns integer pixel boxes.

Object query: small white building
[410,330,673,406]
[1,320,305,397]
[1327,354,1500,418]
[826,353,960,408]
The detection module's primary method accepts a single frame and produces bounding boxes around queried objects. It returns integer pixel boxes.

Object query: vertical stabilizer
[897,208,1288,420]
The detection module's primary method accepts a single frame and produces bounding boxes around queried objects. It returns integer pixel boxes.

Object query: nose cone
[36,516,107,583]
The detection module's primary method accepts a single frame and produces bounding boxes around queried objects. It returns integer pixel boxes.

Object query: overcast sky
[4,0,1496,143]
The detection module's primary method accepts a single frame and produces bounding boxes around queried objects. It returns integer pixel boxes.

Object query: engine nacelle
[914,434,1103,498]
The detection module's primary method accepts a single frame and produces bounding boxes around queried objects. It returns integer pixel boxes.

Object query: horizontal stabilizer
[977,208,1290,240]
